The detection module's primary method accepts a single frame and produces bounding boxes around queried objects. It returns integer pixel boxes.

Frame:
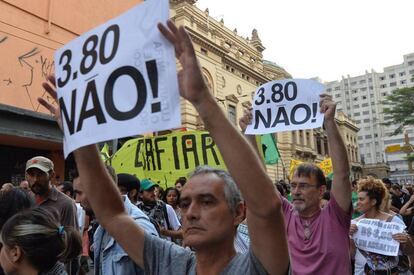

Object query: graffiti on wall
[0,32,58,113]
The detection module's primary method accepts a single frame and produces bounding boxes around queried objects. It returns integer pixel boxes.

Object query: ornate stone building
[170,0,362,181]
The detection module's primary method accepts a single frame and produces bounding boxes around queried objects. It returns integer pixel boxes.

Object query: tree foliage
[382,86,414,135]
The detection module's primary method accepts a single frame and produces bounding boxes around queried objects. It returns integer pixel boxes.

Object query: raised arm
[321,94,352,212]
[400,195,414,216]
[158,20,289,275]
[40,77,146,268]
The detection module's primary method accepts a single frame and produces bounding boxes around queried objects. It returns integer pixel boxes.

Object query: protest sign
[245,79,325,135]
[54,0,180,157]
[111,131,226,187]
[352,218,406,256]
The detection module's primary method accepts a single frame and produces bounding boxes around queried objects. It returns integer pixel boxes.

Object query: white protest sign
[54,0,180,157]
[352,218,406,256]
[245,79,325,135]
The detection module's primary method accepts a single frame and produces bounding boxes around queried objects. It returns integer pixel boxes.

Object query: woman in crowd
[0,188,35,275]
[163,187,181,223]
[350,177,413,274]
[0,207,82,275]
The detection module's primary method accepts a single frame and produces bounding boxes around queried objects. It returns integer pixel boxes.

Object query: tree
[382,86,414,135]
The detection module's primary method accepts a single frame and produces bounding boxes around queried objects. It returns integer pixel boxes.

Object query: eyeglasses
[290,183,319,191]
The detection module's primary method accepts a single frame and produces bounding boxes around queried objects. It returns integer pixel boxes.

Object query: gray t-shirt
[143,233,268,274]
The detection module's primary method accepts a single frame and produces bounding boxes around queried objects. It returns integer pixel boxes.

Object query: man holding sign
[240,93,353,274]
[40,17,289,275]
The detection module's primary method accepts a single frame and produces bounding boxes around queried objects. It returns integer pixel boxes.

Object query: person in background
[154,185,164,201]
[137,179,182,241]
[117,173,141,205]
[350,177,413,274]
[352,179,362,219]
[383,178,393,191]
[0,207,82,275]
[25,156,79,275]
[174,177,186,193]
[320,191,330,208]
[390,184,413,227]
[0,183,14,192]
[73,166,158,275]
[162,187,182,223]
[0,188,35,275]
[19,180,30,191]
[240,93,352,274]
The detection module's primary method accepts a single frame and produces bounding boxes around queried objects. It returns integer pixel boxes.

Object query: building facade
[1,0,361,184]
[325,53,414,183]
[0,0,145,183]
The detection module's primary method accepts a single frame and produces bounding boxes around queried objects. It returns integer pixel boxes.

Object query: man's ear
[319,185,327,198]
[9,245,23,264]
[49,170,56,180]
[234,201,246,226]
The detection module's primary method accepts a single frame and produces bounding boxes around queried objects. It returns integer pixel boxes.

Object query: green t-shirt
[352,191,361,219]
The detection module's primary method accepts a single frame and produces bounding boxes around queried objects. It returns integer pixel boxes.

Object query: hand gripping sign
[54,0,180,157]
[246,79,325,135]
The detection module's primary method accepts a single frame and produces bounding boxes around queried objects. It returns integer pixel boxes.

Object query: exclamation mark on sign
[311,102,318,122]
[146,60,160,113]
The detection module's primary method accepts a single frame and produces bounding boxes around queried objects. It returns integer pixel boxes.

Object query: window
[363,119,370,123]
[390,82,397,87]
[380,76,385,81]
[361,87,367,91]
[327,88,332,92]
[380,84,387,88]
[362,96,367,100]
[369,78,372,82]
[354,112,360,116]
[374,134,378,137]
[408,61,414,66]
[353,104,360,108]
[335,94,341,98]
[353,97,358,101]
[362,103,369,107]
[369,86,373,90]
[335,86,340,91]
[363,111,369,115]
[399,72,406,76]
[227,105,237,125]
[351,81,357,85]
[401,80,406,84]
[352,90,358,94]
[358,136,363,140]
[360,80,366,84]
[365,135,372,139]
[389,74,395,79]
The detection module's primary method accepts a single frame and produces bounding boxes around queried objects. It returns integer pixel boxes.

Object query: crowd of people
[0,20,413,275]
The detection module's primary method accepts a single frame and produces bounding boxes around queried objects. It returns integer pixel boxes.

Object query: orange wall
[0,0,143,113]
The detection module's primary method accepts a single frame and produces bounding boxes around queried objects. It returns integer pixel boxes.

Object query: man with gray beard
[240,94,352,275]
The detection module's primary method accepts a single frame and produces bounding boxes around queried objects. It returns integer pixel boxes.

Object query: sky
[195,0,414,82]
